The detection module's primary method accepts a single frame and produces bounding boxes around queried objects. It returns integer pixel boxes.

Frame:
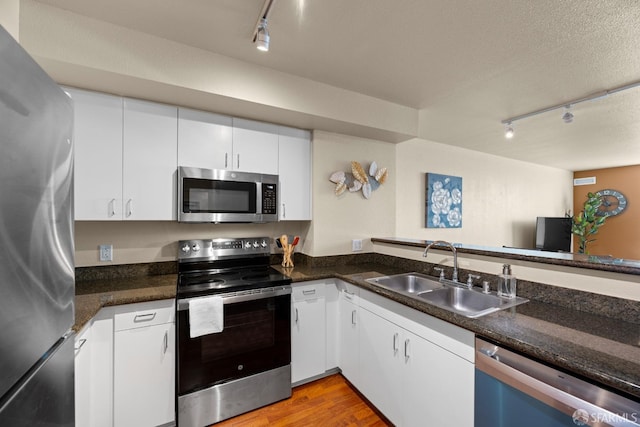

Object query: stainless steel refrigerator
[0,25,75,426]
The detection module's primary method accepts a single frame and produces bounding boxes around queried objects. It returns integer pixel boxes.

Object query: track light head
[504,122,514,139]
[562,105,574,123]
[256,18,270,51]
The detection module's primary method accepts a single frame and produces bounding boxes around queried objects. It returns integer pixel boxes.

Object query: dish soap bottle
[498,264,516,298]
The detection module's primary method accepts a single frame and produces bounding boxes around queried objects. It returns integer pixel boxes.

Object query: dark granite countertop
[74,274,177,332]
[274,263,640,401]
[74,259,640,400]
[372,237,640,276]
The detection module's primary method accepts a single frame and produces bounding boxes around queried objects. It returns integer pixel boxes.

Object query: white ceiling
[35,0,640,171]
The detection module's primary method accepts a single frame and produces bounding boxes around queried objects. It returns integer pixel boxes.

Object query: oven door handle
[177,286,292,311]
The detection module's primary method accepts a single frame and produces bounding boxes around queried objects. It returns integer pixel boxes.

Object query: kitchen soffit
[33,0,640,171]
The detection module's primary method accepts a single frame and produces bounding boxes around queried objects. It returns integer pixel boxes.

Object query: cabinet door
[123,98,178,220]
[114,322,175,427]
[291,294,326,383]
[324,281,339,371]
[403,330,474,427]
[358,308,403,425]
[90,310,115,427]
[67,87,123,220]
[178,107,233,170]
[278,126,311,220]
[74,325,91,427]
[337,291,359,385]
[232,118,278,174]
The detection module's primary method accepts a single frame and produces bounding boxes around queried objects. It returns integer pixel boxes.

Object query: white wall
[395,138,574,248]
[307,131,396,256]
[75,221,310,267]
[0,0,19,40]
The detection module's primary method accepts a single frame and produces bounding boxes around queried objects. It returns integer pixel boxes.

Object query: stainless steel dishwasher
[475,337,640,427]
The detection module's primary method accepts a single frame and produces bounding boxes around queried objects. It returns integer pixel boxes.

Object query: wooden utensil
[280,234,294,268]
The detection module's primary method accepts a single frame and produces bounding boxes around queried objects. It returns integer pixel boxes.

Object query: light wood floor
[213,374,391,426]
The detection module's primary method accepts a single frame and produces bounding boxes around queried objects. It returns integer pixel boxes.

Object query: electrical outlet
[352,239,363,252]
[99,244,113,262]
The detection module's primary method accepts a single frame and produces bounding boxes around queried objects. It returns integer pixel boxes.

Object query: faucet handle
[466,274,481,289]
[433,267,445,281]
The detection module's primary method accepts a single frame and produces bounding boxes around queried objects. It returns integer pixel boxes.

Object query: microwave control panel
[262,183,277,214]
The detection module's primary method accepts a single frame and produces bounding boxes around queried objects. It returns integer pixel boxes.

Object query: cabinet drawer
[114,299,175,331]
[292,282,326,302]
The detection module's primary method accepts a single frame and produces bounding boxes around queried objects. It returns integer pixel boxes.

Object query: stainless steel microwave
[178,166,278,223]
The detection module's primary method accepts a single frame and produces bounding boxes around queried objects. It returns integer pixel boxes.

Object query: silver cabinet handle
[295,307,299,324]
[404,339,410,360]
[224,152,228,168]
[163,330,168,354]
[393,333,399,353]
[343,289,355,301]
[126,198,133,218]
[236,154,240,169]
[282,203,286,219]
[302,289,316,296]
[75,338,87,352]
[134,312,156,322]
[351,310,356,325]
[108,198,116,217]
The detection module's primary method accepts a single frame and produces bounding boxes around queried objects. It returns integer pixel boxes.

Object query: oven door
[176,287,291,396]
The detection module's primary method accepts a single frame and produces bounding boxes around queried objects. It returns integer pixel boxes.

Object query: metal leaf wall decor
[329,161,388,199]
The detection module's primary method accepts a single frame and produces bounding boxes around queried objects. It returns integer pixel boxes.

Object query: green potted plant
[571,192,607,254]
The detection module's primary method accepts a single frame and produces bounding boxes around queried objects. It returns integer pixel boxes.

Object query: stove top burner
[177,238,292,298]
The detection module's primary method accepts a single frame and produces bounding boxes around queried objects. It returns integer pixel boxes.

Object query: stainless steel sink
[366,272,528,318]
[365,272,444,295]
[418,286,527,318]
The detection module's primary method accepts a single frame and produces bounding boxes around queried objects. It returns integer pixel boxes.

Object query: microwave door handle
[236,154,240,169]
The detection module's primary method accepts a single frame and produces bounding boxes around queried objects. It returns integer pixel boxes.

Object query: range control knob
[253,241,260,248]
[191,243,201,253]
[260,240,268,248]
[180,244,191,254]
[244,241,252,249]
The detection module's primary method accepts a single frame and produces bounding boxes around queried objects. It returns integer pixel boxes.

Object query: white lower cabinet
[337,281,360,385]
[291,281,326,384]
[74,324,92,427]
[113,300,176,427]
[353,288,475,427]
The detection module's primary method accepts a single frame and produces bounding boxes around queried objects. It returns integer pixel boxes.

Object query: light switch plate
[352,239,363,252]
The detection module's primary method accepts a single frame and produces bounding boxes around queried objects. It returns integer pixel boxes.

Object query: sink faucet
[423,240,458,282]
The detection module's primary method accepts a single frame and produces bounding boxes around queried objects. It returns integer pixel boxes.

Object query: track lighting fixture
[255,18,270,51]
[504,122,514,139]
[561,105,574,123]
[500,79,640,138]
[253,0,276,52]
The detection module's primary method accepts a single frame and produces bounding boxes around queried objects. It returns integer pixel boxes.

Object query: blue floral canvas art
[425,173,462,228]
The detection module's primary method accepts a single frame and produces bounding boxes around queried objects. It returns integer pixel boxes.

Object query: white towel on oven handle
[188,296,224,337]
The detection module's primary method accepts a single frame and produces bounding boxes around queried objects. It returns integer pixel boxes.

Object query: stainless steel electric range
[175,237,292,427]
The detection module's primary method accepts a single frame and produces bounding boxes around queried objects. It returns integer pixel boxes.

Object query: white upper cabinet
[70,87,312,222]
[68,87,178,221]
[67,88,123,220]
[232,118,279,175]
[278,126,312,221]
[177,108,233,170]
[123,98,178,220]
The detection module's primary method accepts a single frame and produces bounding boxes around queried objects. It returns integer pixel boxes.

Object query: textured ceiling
[34,0,640,171]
